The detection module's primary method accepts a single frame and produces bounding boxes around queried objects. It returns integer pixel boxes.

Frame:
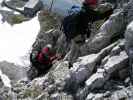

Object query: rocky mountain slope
[1,0,133,100]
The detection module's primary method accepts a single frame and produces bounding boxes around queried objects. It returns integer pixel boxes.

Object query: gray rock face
[85,86,133,100]
[0,61,27,82]
[125,17,133,86]
[65,42,118,88]
[87,11,126,53]
[24,0,43,18]
[110,86,133,99]
[69,54,99,86]
[6,0,26,7]
[125,21,133,57]
[32,29,62,53]
[56,34,71,56]
[51,61,70,81]
[76,45,128,99]
[85,0,133,53]
[101,0,129,9]
[50,92,73,100]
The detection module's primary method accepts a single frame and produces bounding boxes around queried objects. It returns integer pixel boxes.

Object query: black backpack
[62,13,79,40]
[61,5,83,40]
[61,6,92,41]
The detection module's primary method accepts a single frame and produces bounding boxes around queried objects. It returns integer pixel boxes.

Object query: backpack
[30,51,38,65]
[62,5,81,40]
[67,5,81,15]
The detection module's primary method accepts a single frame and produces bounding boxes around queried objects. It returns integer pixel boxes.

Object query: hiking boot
[27,66,38,80]
[73,34,85,44]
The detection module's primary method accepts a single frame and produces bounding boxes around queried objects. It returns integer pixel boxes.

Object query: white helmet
[46,44,52,49]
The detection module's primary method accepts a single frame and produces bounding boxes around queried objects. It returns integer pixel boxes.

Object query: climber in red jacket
[37,44,62,71]
[37,45,55,65]
[28,44,63,80]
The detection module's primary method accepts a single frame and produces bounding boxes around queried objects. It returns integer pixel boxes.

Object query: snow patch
[0,14,40,66]
[0,69,11,88]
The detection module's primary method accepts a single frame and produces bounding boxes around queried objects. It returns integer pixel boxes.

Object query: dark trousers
[27,62,52,80]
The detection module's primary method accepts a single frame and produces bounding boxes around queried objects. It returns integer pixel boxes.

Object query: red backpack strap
[37,52,43,63]
[42,47,49,54]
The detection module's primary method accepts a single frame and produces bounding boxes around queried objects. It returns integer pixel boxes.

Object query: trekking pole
[49,0,54,13]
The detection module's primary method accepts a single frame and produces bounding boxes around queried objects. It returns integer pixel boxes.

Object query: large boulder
[125,20,133,57]
[5,0,27,7]
[75,42,128,99]
[63,41,118,93]
[85,0,133,53]
[86,85,133,100]
[32,29,62,53]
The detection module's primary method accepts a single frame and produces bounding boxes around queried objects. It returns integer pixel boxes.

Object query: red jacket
[37,47,57,65]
